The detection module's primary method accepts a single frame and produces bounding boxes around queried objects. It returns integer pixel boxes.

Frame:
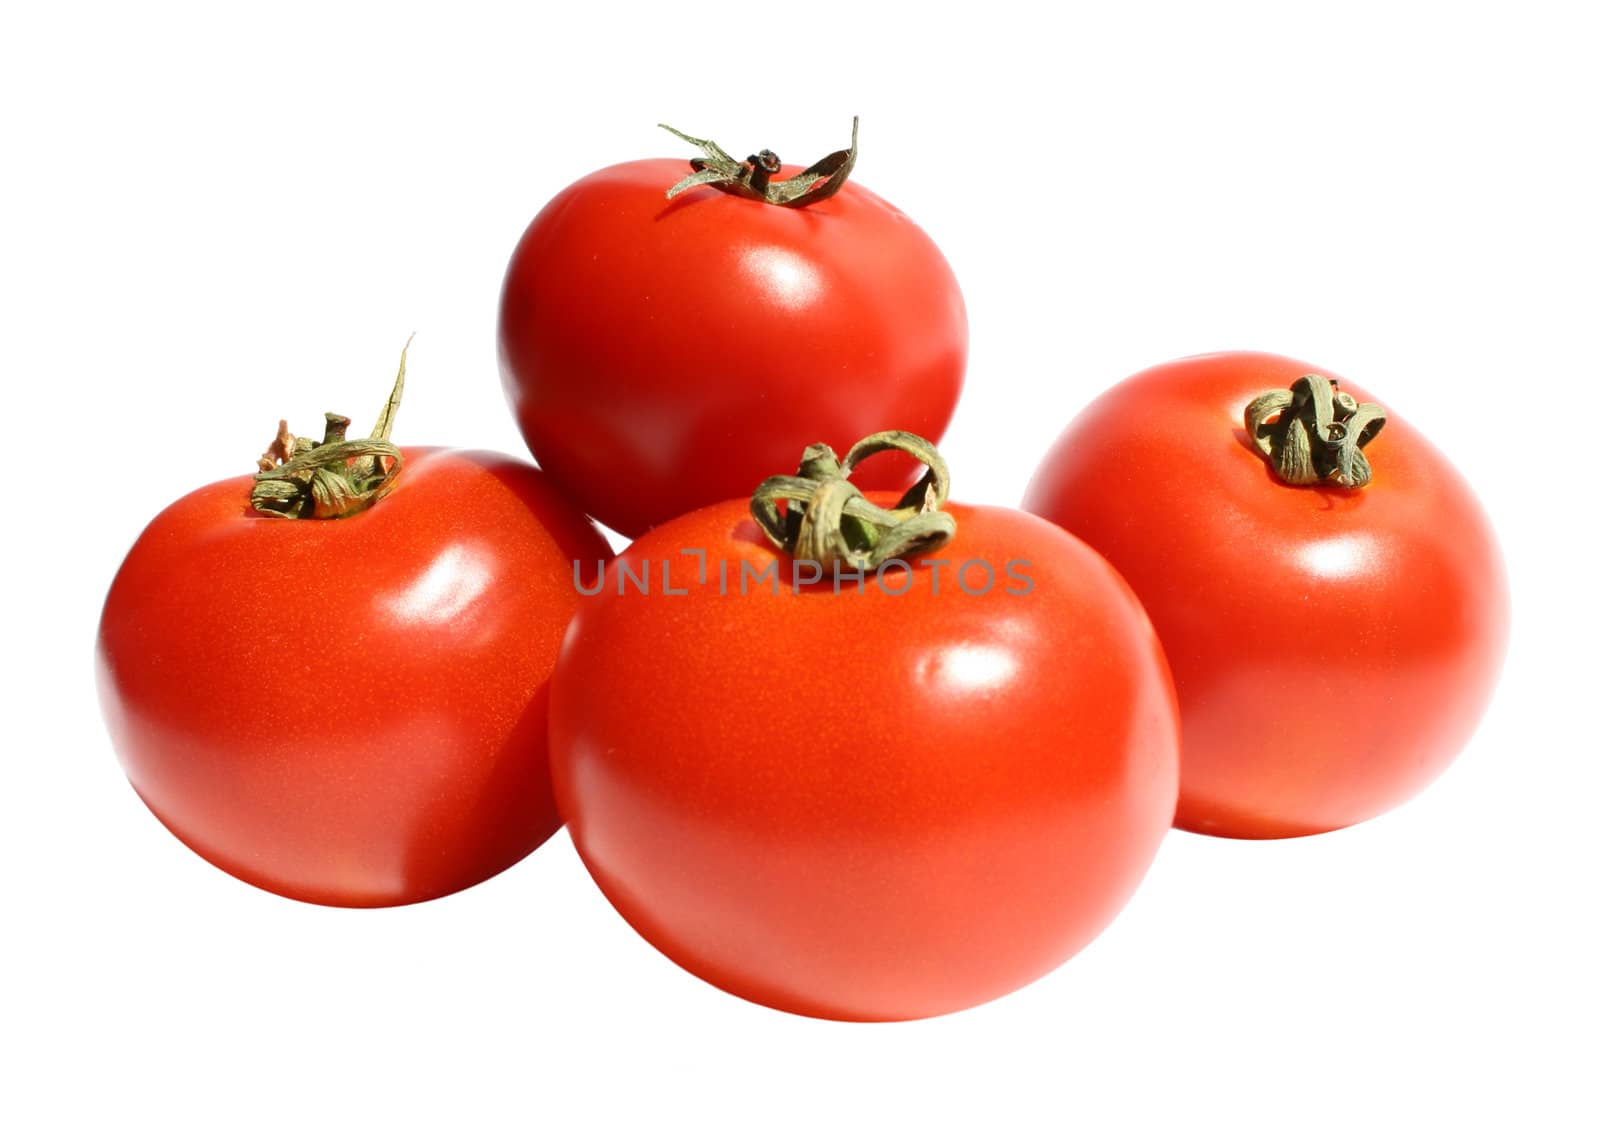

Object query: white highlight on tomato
[1296,535,1378,580]
[740,245,823,310]
[916,643,1021,696]
[381,544,494,624]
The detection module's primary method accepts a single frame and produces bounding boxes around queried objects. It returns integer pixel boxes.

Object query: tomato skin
[498,157,967,538]
[1023,351,1509,839]
[549,498,1178,1021]
[96,448,611,907]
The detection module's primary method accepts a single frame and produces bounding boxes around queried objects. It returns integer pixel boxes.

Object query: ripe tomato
[97,444,610,907]
[1024,351,1509,839]
[498,123,967,538]
[549,493,1178,1021]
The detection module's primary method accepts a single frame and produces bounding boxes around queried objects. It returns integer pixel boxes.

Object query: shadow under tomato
[398,677,564,905]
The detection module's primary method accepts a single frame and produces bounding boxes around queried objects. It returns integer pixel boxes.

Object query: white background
[3,2,1595,1140]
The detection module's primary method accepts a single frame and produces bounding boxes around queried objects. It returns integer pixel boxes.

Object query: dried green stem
[1245,374,1387,488]
[751,430,955,573]
[251,337,413,519]
[660,117,860,207]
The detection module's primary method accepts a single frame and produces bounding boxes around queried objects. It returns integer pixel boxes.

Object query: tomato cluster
[97,123,1506,1021]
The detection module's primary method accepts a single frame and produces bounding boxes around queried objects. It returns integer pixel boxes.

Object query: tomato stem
[1245,374,1387,488]
[250,338,412,520]
[321,414,351,446]
[750,431,956,572]
[659,118,860,208]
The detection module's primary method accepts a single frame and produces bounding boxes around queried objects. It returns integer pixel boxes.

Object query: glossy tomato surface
[1024,351,1509,839]
[498,157,967,538]
[97,448,611,906]
[550,498,1178,1021]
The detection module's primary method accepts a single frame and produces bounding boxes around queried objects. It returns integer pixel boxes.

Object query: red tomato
[497,135,967,538]
[1024,351,1509,839]
[97,447,610,907]
[549,498,1178,1021]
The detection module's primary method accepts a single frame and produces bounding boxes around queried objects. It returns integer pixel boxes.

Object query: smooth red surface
[549,499,1178,1021]
[498,157,967,538]
[96,448,611,906]
[1024,351,1509,839]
